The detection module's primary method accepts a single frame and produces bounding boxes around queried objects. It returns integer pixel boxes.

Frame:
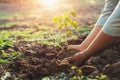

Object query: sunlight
[89,0,96,4]
[38,0,59,8]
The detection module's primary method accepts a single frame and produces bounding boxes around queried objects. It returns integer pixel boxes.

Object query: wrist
[82,50,91,60]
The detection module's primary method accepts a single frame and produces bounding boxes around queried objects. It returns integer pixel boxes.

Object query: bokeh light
[37,0,59,8]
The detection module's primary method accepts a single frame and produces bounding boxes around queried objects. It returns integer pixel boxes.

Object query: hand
[63,51,88,66]
[67,45,81,51]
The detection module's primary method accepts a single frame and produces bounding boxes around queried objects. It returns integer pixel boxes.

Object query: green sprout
[95,74,109,80]
[0,50,22,63]
[53,9,79,45]
[53,9,79,33]
[0,58,8,63]
[0,38,13,50]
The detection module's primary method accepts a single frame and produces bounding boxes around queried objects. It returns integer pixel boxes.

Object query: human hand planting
[62,51,89,66]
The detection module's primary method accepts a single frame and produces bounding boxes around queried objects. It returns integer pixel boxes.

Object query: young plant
[0,38,13,50]
[0,58,8,63]
[0,50,22,63]
[53,9,79,34]
[95,74,110,80]
[53,9,79,45]
[79,25,91,34]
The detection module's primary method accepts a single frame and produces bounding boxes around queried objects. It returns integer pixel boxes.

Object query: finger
[64,57,74,63]
[67,45,77,49]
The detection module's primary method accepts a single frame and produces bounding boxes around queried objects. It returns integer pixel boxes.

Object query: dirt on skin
[0,35,120,80]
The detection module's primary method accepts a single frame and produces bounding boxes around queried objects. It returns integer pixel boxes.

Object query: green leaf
[0,39,3,44]
[57,25,62,29]
[11,52,18,56]
[72,21,78,29]
[0,58,8,63]
[66,22,71,27]
[53,15,61,23]
[71,66,77,70]
[42,77,50,80]
[70,9,77,17]
[68,30,73,35]
[73,76,77,80]
[2,52,8,57]
[66,17,71,23]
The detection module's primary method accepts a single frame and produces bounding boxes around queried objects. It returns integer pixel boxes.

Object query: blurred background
[0,0,104,27]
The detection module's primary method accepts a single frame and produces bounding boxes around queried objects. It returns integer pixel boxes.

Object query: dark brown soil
[0,35,120,80]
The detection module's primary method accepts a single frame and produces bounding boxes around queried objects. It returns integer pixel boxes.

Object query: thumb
[64,56,75,63]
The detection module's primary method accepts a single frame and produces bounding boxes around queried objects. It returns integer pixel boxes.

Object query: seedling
[53,9,79,34]
[0,38,13,50]
[79,25,91,34]
[53,10,79,45]
[95,74,110,80]
[0,50,22,63]
[0,58,8,63]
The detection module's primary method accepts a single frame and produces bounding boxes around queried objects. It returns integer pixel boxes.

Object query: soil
[0,35,120,80]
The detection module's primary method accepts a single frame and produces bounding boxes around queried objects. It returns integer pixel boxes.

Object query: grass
[0,23,79,46]
[0,10,88,46]
[0,38,13,50]
[0,50,22,63]
[79,25,92,34]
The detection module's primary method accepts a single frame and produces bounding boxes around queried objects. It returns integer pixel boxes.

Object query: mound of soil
[0,35,120,80]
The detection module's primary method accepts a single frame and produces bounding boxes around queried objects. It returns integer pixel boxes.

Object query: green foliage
[95,74,109,80]
[0,29,34,41]
[0,58,8,63]
[0,38,13,50]
[0,50,22,63]
[0,25,77,47]
[42,77,50,80]
[53,9,79,33]
[53,10,79,45]
[79,25,91,34]
[42,66,110,80]
[0,38,22,64]
[80,74,110,80]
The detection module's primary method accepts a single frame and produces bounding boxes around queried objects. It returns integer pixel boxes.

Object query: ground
[0,1,120,80]
[0,35,120,80]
